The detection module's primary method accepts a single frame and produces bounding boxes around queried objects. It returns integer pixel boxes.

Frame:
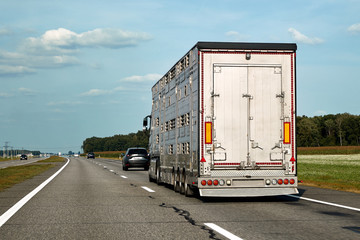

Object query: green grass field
[297,154,360,193]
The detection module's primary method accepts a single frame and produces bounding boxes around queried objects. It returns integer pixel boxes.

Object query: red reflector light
[290,179,295,185]
[284,179,289,185]
[207,180,213,186]
[213,180,219,186]
[278,179,283,185]
[201,180,206,186]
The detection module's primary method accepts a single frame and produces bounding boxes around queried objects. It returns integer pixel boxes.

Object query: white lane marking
[204,223,243,240]
[121,175,128,179]
[287,194,360,212]
[0,158,70,227]
[109,169,114,173]
[141,186,155,193]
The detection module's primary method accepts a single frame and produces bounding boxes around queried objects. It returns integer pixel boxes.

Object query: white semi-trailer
[143,42,298,197]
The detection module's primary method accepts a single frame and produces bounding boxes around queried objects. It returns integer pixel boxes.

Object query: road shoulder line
[0,158,70,227]
[287,194,360,212]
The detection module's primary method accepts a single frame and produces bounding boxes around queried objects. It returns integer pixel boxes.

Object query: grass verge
[38,155,66,163]
[297,154,360,193]
[0,156,66,192]
[0,164,55,192]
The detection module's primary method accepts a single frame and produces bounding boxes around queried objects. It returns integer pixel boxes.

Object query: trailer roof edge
[196,41,297,51]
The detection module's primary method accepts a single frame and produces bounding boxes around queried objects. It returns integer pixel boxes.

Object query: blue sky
[0,0,359,153]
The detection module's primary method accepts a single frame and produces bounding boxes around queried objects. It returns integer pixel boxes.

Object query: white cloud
[80,85,126,97]
[47,101,84,106]
[314,110,327,116]
[288,28,324,45]
[0,92,13,98]
[80,89,112,97]
[22,28,152,53]
[18,87,37,96]
[0,65,35,76]
[225,31,250,41]
[0,27,151,77]
[121,73,162,82]
[348,23,360,34]
[0,28,12,36]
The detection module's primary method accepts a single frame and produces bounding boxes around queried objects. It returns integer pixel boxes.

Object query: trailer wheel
[174,171,180,192]
[184,175,194,197]
[180,171,185,195]
[148,173,154,182]
[156,166,161,185]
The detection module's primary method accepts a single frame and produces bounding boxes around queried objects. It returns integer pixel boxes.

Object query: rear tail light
[200,179,224,186]
[269,178,296,185]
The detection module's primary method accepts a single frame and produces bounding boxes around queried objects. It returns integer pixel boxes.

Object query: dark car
[20,154,27,160]
[122,148,150,171]
[87,152,95,159]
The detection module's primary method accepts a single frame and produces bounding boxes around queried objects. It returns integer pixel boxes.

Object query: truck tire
[149,173,154,182]
[174,171,180,192]
[180,172,185,194]
[156,166,161,185]
[184,175,194,197]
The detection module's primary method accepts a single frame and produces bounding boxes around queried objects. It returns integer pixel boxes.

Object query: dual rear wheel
[173,170,193,197]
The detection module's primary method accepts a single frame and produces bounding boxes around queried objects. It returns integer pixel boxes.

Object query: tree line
[297,113,360,147]
[82,130,150,153]
[81,113,360,152]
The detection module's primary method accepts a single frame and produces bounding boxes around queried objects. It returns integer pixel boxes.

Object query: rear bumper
[126,160,150,167]
[199,187,299,197]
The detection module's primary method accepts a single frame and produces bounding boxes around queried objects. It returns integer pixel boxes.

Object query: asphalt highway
[0,157,359,239]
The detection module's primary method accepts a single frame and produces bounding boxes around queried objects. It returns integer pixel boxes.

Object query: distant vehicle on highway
[74,153,79,157]
[122,148,150,171]
[87,152,95,159]
[20,154,27,160]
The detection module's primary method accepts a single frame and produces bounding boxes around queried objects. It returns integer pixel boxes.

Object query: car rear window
[128,149,147,155]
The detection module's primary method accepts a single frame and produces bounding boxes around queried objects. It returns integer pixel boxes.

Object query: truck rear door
[212,64,284,168]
